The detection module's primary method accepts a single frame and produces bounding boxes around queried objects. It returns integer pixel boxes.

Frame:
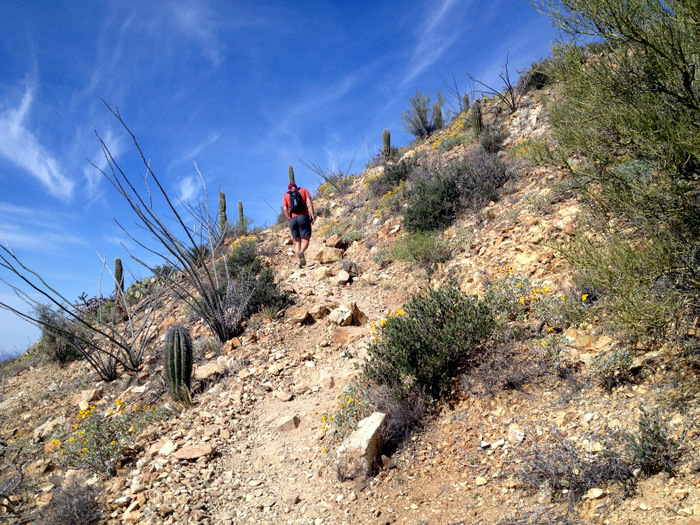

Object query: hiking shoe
[297,251,306,267]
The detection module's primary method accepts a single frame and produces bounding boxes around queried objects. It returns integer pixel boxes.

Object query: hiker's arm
[306,198,315,223]
[283,205,291,220]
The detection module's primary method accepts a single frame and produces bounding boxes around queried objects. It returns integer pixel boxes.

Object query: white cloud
[0,87,76,201]
[176,175,199,203]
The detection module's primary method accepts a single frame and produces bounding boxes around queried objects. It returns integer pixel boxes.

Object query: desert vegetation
[1,1,699,523]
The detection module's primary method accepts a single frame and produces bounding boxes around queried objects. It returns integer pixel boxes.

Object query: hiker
[283,182,316,268]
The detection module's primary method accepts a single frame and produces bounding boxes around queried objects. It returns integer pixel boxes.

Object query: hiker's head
[288,183,297,190]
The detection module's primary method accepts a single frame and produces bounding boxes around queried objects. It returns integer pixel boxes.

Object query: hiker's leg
[294,238,302,262]
[299,237,310,254]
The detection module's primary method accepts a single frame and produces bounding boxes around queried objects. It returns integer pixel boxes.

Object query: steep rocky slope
[1,89,699,525]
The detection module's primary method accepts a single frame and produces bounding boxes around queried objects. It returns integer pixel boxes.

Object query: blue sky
[0,0,558,356]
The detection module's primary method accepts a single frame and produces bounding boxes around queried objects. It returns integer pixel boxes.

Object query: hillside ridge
[1,88,699,525]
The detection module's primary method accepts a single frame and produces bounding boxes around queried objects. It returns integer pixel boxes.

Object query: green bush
[480,126,508,153]
[189,239,287,340]
[539,1,700,340]
[363,281,495,399]
[402,168,462,232]
[33,305,82,366]
[391,231,452,280]
[403,150,510,232]
[517,57,553,94]
[367,158,417,198]
[591,347,633,390]
[626,406,679,476]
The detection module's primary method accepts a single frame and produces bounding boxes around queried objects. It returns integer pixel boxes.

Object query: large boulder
[336,412,386,480]
[316,247,344,263]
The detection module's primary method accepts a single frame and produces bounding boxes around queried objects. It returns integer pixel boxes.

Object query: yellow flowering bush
[51,400,167,477]
[323,378,373,443]
[377,180,406,219]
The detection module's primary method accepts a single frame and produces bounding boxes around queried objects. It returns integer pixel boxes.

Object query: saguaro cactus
[219,191,227,236]
[382,128,391,157]
[114,257,124,294]
[462,93,470,113]
[432,102,443,131]
[164,325,193,404]
[288,165,296,186]
[470,100,482,136]
[238,201,245,232]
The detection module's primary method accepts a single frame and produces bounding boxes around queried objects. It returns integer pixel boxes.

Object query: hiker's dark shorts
[289,215,312,239]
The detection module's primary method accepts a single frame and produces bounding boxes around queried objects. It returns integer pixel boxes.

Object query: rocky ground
[1,91,699,525]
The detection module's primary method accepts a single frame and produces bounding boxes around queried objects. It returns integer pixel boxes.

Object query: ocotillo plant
[288,165,295,186]
[114,257,124,294]
[470,100,482,136]
[219,191,227,236]
[382,128,391,157]
[164,325,193,405]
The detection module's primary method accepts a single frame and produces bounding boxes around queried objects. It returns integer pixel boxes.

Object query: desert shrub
[323,377,373,443]
[33,305,82,366]
[193,336,222,358]
[403,150,510,232]
[518,426,635,506]
[435,135,464,152]
[192,238,287,339]
[480,126,508,153]
[324,377,424,450]
[51,400,168,478]
[401,90,445,139]
[539,2,700,341]
[402,168,462,232]
[391,232,452,280]
[626,406,679,476]
[363,281,495,399]
[42,476,102,525]
[517,57,553,94]
[372,247,393,269]
[367,158,417,198]
[591,347,633,390]
[562,228,682,340]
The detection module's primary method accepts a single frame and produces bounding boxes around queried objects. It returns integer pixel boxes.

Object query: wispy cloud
[0,87,76,201]
[169,131,221,170]
[402,0,468,88]
[0,203,86,253]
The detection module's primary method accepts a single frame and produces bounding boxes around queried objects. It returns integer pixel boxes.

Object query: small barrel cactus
[470,99,482,136]
[382,128,391,157]
[114,257,124,294]
[288,165,295,186]
[164,325,193,404]
[219,191,227,235]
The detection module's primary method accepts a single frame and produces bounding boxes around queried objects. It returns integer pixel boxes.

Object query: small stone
[275,415,300,432]
[475,477,488,486]
[274,390,294,402]
[173,443,215,460]
[507,423,525,444]
[585,487,606,500]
